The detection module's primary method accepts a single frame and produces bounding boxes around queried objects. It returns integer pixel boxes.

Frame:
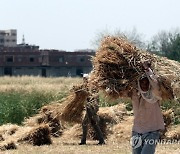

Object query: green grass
[0,91,66,125]
[0,76,179,125]
[0,76,81,125]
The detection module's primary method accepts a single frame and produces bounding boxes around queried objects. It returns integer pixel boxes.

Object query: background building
[0,29,17,47]
[0,29,94,77]
[0,47,94,77]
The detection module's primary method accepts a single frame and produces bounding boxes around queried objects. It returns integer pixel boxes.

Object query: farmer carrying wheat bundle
[60,73,105,145]
[128,60,165,154]
[90,36,177,152]
[79,74,105,145]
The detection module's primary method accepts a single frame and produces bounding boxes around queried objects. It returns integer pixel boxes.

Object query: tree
[148,28,180,62]
[147,30,171,54]
[92,27,146,50]
[168,34,180,62]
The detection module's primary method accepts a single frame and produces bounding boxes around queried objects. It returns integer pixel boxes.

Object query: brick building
[0,29,95,77]
[0,46,95,77]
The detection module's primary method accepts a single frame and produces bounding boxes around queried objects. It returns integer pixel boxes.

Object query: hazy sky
[1,0,180,51]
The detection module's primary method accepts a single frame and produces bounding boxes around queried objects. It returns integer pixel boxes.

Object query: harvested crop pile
[159,109,174,139]
[24,103,63,137]
[0,134,4,142]
[61,84,89,123]
[0,140,17,151]
[39,105,63,137]
[18,124,52,146]
[162,109,174,128]
[108,116,133,142]
[88,104,126,140]
[61,124,82,140]
[0,124,19,136]
[164,125,180,140]
[61,104,126,140]
[98,103,126,124]
[89,36,180,100]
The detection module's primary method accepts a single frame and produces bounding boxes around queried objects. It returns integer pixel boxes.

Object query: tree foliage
[168,34,180,61]
[92,27,146,50]
[148,29,180,62]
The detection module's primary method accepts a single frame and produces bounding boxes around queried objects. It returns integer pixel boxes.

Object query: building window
[17,57,22,62]
[6,56,13,62]
[0,39,4,43]
[76,68,83,77]
[59,57,64,62]
[30,57,34,62]
[80,57,85,62]
[55,67,60,69]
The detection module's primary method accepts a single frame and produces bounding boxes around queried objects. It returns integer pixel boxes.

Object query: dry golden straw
[61,84,89,123]
[18,124,52,146]
[24,104,63,137]
[0,141,17,151]
[89,36,180,100]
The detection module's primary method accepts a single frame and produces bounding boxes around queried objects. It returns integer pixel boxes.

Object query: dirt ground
[1,137,179,154]
[0,104,179,154]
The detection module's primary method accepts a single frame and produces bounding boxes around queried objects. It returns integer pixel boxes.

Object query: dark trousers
[80,105,105,145]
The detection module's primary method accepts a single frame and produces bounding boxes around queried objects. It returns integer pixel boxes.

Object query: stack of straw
[89,36,180,100]
[61,84,89,123]
[0,141,17,151]
[17,124,52,146]
[0,134,4,141]
[24,103,64,137]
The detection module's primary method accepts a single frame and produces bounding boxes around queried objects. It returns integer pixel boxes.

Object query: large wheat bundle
[89,36,180,100]
[0,124,19,136]
[165,125,180,140]
[24,104,63,137]
[0,140,17,151]
[17,124,52,146]
[0,134,4,142]
[61,84,89,123]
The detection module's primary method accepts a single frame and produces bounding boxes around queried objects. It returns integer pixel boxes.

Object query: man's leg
[86,107,105,145]
[141,131,160,154]
[79,113,89,145]
[131,131,143,154]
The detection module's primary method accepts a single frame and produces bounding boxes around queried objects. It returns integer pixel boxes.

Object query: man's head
[139,76,150,92]
[83,74,89,84]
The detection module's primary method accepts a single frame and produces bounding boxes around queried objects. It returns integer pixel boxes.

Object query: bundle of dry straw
[0,124,19,136]
[18,124,52,146]
[61,84,89,123]
[24,104,63,137]
[0,141,17,151]
[0,134,4,141]
[89,36,180,100]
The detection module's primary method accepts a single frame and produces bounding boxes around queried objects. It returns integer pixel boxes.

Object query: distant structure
[22,34,25,45]
[0,29,95,77]
[0,29,17,47]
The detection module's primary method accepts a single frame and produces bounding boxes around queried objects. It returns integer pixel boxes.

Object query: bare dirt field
[2,138,179,154]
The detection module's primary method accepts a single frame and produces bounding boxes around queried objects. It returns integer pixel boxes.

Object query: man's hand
[141,60,151,71]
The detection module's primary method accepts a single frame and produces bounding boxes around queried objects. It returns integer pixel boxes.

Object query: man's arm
[144,67,162,101]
